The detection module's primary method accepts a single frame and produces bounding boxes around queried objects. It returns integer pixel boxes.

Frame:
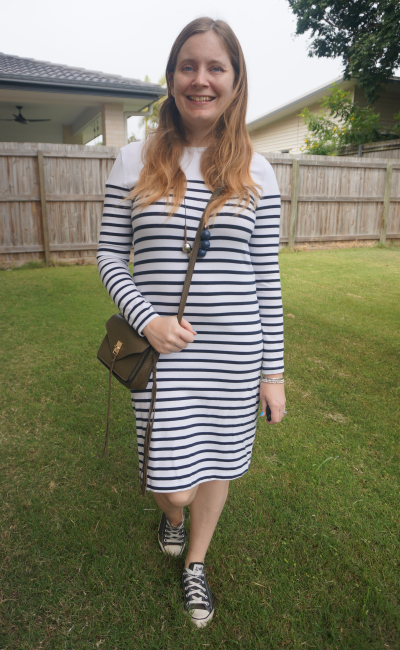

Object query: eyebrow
[179,58,227,67]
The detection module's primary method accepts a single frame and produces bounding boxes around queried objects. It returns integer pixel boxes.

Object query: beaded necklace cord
[181,199,211,258]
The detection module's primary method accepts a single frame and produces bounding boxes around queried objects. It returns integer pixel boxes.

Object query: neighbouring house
[247,75,400,154]
[0,53,166,148]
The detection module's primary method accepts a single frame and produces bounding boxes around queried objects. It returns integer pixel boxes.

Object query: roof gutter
[0,76,166,100]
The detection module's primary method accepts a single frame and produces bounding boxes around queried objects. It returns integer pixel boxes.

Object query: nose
[192,66,209,88]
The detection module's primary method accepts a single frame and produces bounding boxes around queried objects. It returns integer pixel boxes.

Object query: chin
[186,108,218,120]
[188,117,216,130]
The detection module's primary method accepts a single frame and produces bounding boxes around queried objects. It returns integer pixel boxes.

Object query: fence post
[289,159,300,250]
[37,150,50,265]
[380,162,393,245]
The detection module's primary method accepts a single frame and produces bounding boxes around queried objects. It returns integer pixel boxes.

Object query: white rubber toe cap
[158,538,185,556]
[188,608,214,628]
[164,543,184,556]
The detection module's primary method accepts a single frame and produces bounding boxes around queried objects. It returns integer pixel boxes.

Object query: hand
[142,316,197,355]
[259,382,286,425]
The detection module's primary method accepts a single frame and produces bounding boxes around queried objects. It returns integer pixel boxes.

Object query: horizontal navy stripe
[143,422,257,444]
[144,460,251,483]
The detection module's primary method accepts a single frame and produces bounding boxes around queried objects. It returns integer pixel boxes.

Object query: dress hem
[143,465,250,494]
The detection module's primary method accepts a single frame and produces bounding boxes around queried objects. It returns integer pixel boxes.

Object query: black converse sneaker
[158,510,186,557]
[182,562,214,628]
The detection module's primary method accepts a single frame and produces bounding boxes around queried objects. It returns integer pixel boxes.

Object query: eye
[211,66,223,72]
[182,65,194,72]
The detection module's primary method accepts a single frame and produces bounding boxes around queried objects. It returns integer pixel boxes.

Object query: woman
[97,17,285,628]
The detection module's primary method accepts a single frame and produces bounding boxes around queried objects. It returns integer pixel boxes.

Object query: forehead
[177,30,231,64]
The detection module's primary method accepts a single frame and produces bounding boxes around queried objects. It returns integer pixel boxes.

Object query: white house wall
[249,81,400,154]
[249,103,323,154]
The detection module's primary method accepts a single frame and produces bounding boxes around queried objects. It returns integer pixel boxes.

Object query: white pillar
[101,103,125,148]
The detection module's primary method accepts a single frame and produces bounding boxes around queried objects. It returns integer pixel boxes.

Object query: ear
[168,72,175,98]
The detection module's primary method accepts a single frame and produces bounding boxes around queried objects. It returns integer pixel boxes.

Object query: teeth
[188,96,214,102]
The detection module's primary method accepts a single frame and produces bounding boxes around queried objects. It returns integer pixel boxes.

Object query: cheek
[220,83,235,105]
[170,74,185,99]
[218,74,235,100]
[174,81,188,101]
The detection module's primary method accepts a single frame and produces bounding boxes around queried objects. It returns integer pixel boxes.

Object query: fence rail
[1,143,399,266]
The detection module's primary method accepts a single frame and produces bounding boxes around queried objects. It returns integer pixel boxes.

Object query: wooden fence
[1,143,399,266]
[263,151,400,248]
[0,142,119,266]
[338,138,400,160]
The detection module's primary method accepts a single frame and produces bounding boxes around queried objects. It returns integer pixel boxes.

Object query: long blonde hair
[128,17,260,224]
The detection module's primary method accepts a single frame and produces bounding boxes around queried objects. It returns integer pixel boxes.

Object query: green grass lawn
[1,247,399,650]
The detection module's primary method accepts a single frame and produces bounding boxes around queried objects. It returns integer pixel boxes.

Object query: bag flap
[105,313,150,359]
[113,349,153,385]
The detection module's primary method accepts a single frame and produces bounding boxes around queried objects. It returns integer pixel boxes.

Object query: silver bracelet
[260,377,285,384]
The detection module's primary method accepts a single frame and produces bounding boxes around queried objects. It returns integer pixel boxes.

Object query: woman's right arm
[97,150,196,352]
[97,151,159,336]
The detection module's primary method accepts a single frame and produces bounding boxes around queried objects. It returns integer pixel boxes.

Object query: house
[247,75,400,154]
[0,53,166,148]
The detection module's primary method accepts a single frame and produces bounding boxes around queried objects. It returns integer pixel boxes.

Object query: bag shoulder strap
[177,185,223,323]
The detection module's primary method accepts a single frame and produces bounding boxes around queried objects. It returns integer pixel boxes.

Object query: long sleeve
[97,150,159,335]
[249,158,284,375]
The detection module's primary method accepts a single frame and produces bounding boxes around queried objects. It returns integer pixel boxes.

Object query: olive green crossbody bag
[97,187,221,495]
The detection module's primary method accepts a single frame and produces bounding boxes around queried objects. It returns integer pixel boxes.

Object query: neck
[183,124,214,148]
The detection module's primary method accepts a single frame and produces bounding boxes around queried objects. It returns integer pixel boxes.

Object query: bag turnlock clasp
[113,341,123,357]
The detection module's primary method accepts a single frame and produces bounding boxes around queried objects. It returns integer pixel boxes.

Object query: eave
[0,76,164,102]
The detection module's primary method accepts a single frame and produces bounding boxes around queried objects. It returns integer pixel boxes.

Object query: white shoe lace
[164,518,185,545]
[183,568,209,608]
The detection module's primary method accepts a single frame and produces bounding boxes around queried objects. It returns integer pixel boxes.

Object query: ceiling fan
[0,106,51,124]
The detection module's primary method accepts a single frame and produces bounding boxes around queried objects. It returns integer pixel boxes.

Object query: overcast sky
[3,0,348,138]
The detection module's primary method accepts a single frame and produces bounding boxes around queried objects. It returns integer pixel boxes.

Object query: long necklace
[181,199,211,258]
[182,200,192,254]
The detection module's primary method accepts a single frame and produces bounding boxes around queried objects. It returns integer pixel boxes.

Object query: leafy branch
[301,83,400,155]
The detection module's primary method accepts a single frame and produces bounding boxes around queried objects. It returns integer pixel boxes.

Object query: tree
[141,75,167,136]
[287,0,400,103]
[300,83,400,155]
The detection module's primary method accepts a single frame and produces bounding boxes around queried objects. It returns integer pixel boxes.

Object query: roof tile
[0,52,164,94]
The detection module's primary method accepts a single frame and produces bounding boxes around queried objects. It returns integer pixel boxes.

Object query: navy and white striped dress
[97,141,284,493]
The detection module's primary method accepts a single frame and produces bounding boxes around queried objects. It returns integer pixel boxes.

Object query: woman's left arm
[249,158,285,424]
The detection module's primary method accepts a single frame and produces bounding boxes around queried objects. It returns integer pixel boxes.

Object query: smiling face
[169,30,236,146]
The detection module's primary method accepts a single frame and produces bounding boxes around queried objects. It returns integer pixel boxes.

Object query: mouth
[186,95,216,103]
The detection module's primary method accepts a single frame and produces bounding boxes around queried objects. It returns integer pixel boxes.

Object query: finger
[259,393,268,419]
[180,318,197,335]
[177,328,196,344]
[268,405,283,425]
[163,342,184,354]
